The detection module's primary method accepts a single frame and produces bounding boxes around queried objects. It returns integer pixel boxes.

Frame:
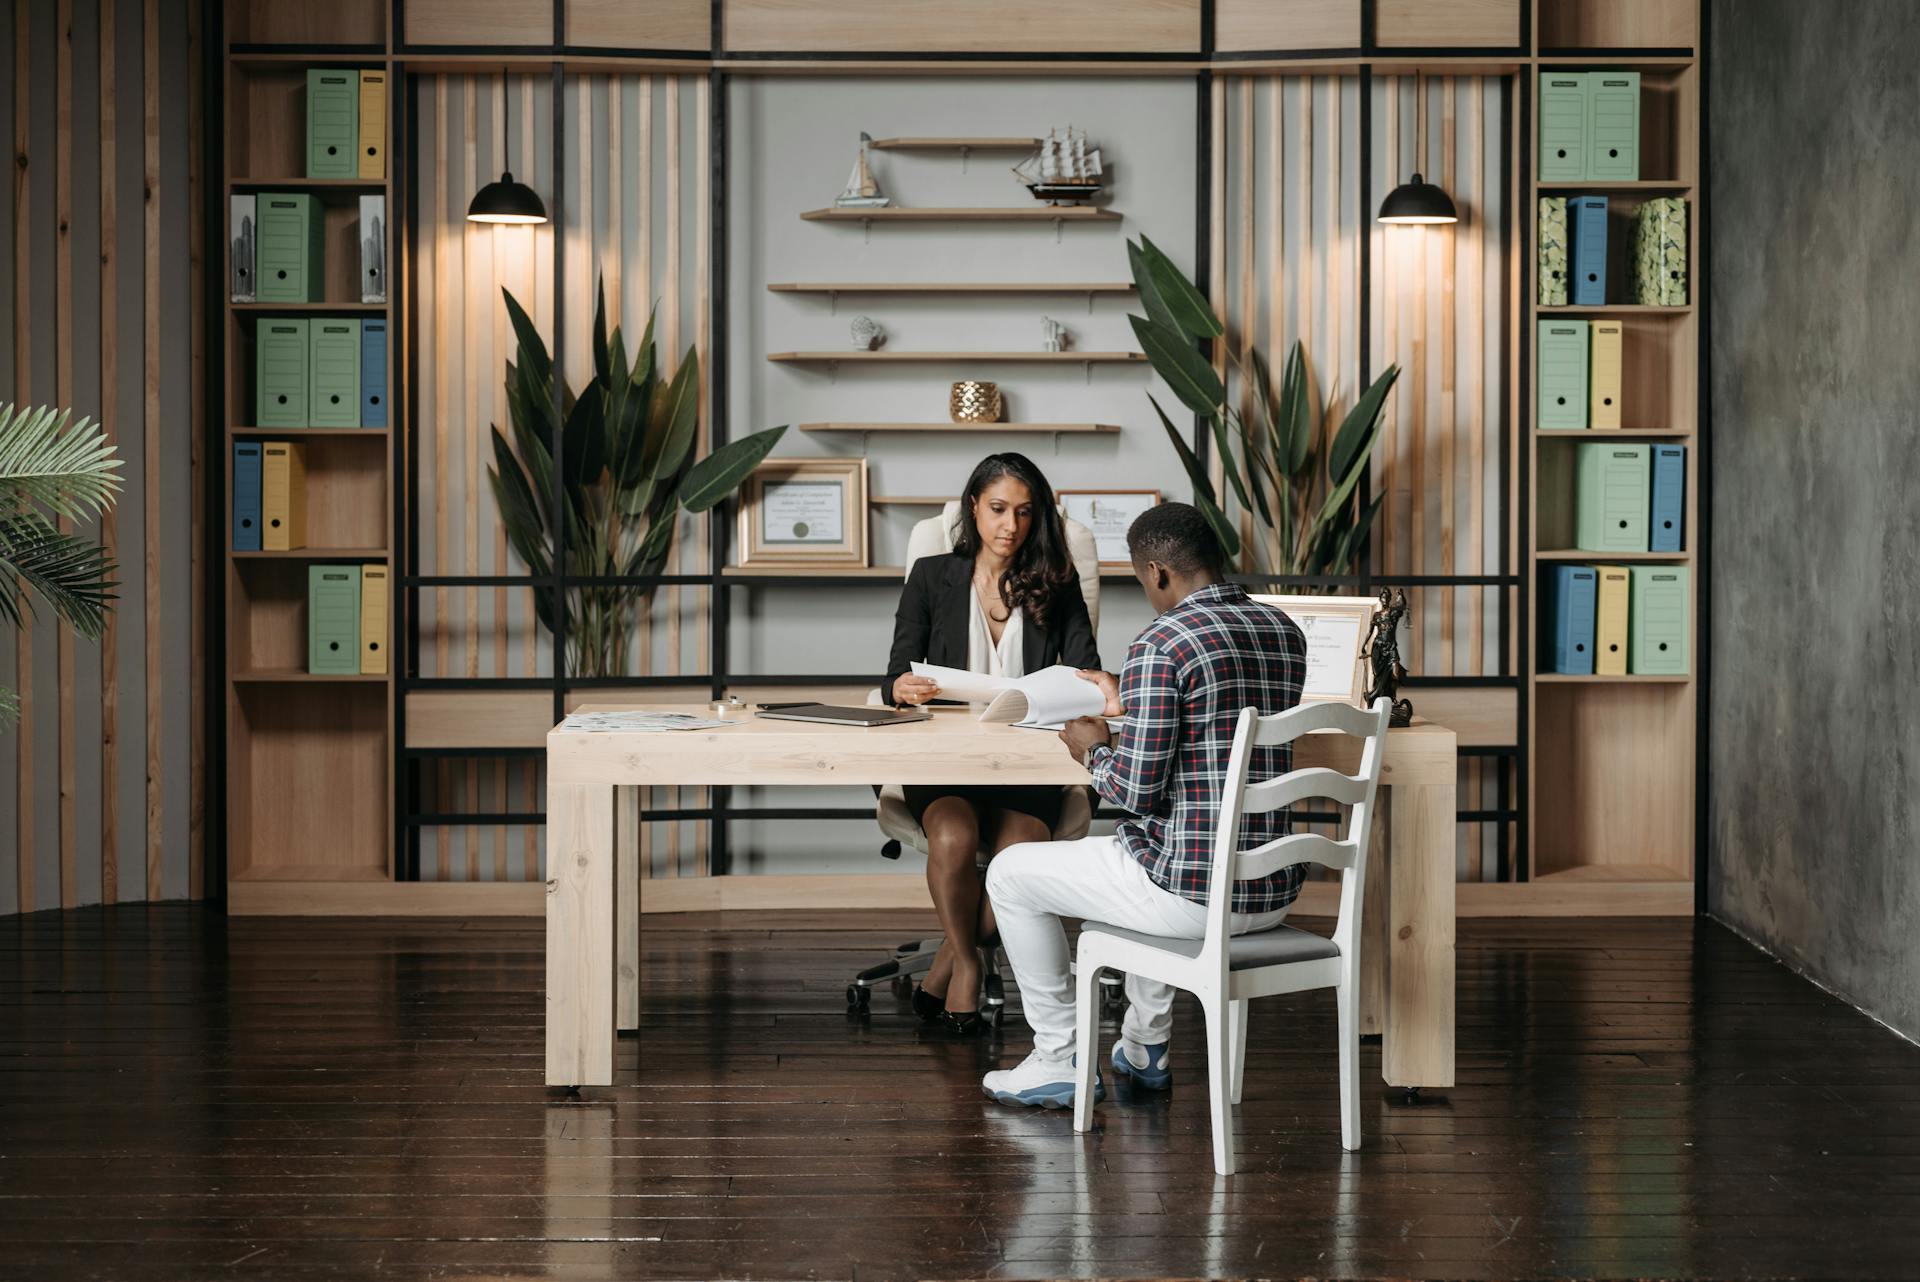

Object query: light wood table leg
[1383,777,1456,1089]
[1358,797,1390,1038]
[617,787,641,1032]
[546,782,616,1088]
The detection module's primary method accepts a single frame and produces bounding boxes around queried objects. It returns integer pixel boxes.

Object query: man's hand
[1075,669,1124,717]
[1059,715,1112,764]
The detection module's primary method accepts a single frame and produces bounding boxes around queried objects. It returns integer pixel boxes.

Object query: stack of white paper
[909,662,1108,730]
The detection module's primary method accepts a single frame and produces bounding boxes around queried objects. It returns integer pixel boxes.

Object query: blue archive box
[232,441,263,552]
[1570,196,1608,305]
[1546,564,1599,675]
[1649,443,1686,553]
[360,318,388,427]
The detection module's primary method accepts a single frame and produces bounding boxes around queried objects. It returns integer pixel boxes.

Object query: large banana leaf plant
[1127,234,1400,576]
[488,284,785,677]
[1,404,122,728]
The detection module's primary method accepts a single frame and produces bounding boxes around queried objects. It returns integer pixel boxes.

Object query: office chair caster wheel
[891,975,914,998]
[990,1006,1005,1031]
[846,984,871,1010]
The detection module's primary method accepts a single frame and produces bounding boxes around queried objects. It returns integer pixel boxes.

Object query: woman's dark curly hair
[950,452,1077,629]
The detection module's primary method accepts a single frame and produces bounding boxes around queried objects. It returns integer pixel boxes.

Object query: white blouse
[967,585,1026,679]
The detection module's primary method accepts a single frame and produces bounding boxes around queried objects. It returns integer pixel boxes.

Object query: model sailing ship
[834,132,891,208]
[1011,126,1105,205]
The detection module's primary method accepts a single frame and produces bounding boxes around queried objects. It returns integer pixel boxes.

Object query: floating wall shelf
[769,351,1144,364]
[1534,549,1691,562]
[798,422,1120,434]
[866,137,1038,150]
[768,282,1133,294]
[800,206,1119,223]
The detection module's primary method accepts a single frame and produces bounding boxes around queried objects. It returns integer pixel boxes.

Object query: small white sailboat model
[1011,126,1105,205]
[834,132,891,208]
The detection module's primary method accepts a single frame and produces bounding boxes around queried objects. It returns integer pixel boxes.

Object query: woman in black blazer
[882,453,1100,1035]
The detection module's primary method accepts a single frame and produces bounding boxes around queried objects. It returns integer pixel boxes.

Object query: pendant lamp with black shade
[1377,73,1458,226]
[468,70,548,225]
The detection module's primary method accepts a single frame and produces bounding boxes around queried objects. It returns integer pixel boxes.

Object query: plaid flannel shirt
[1087,582,1308,913]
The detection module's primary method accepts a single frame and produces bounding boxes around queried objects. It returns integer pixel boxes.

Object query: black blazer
[882,551,1100,705]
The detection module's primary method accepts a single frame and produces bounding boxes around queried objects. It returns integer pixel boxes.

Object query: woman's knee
[921,799,980,863]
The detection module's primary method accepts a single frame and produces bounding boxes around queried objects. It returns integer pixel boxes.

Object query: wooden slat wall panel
[3,0,201,916]
[1367,74,1509,878]
[723,0,1203,55]
[1216,77,1362,572]
[409,72,708,881]
[1218,73,1509,883]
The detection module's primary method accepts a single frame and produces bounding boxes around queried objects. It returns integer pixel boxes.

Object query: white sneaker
[981,1050,1105,1109]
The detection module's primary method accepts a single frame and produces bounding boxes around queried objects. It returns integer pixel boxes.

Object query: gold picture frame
[736,457,870,567]
[1250,593,1380,706]
[1055,488,1161,568]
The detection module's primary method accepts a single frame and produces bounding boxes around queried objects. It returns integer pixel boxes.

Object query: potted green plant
[488,285,785,677]
[0,404,121,728]
[1126,235,1400,577]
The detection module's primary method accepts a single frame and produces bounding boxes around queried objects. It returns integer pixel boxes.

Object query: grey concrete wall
[1708,0,1920,1039]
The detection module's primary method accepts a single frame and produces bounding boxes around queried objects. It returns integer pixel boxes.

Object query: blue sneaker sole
[982,1079,1105,1109]
[1111,1049,1173,1091]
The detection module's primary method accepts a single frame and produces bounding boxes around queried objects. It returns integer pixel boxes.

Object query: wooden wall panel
[1367,74,1511,880]
[409,72,709,881]
[4,0,201,916]
[405,0,552,49]
[1214,0,1357,53]
[723,0,1202,54]
[1375,0,1520,48]
[567,0,710,51]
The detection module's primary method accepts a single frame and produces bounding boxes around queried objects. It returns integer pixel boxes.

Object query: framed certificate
[1249,593,1379,706]
[737,457,869,566]
[1055,489,1161,567]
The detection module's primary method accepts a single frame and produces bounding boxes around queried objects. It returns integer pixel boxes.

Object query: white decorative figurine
[1041,316,1068,352]
[850,315,885,350]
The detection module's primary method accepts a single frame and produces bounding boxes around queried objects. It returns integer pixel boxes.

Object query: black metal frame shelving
[381,29,1536,885]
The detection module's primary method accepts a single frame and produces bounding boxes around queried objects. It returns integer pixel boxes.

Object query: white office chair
[846,501,1105,1022]
[1071,697,1392,1174]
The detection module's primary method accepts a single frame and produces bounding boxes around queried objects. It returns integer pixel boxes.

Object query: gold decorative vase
[948,380,1002,423]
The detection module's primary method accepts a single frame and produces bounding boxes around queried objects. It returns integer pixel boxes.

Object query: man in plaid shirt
[982,502,1307,1109]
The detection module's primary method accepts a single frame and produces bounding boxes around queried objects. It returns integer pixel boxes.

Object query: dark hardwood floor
[3,906,1919,1281]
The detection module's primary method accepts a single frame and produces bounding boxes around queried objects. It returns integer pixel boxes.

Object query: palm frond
[0,512,119,639]
[0,685,18,731]
[0,403,124,523]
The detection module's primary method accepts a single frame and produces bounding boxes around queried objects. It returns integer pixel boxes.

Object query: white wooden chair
[1070,696,1393,1174]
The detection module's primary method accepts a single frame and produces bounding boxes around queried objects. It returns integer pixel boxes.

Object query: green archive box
[1538,196,1569,306]
[1537,319,1589,429]
[1629,565,1689,675]
[1584,71,1641,181]
[306,69,359,178]
[1575,441,1650,552]
[1538,72,1588,181]
[255,193,325,302]
[308,318,361,427]
[308,564,362,675]
[255,318,309,426]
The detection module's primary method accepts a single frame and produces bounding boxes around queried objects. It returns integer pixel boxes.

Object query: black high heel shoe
[941,1008,988,1037]
[911,985,946,1024]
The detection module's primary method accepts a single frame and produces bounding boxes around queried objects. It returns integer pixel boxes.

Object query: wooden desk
[545,707,1456,1091]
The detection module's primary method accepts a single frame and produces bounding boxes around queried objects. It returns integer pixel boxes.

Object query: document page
[910,662,1106,730]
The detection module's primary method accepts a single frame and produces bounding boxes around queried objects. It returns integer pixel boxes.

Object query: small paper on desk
[559,711,740,733]
[910,662,1108,730]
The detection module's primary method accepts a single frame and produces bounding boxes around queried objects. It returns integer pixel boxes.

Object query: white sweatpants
[984,834,1290,1063]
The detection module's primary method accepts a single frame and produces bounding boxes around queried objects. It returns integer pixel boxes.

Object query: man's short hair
[1126,501,1224,576]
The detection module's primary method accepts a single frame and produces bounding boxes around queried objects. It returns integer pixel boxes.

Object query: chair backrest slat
[1236,830,1358,880]
[1241,766,1369,814]
[1251,698,1386,746]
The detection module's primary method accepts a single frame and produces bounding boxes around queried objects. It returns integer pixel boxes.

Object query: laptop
[753,703,932,728]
